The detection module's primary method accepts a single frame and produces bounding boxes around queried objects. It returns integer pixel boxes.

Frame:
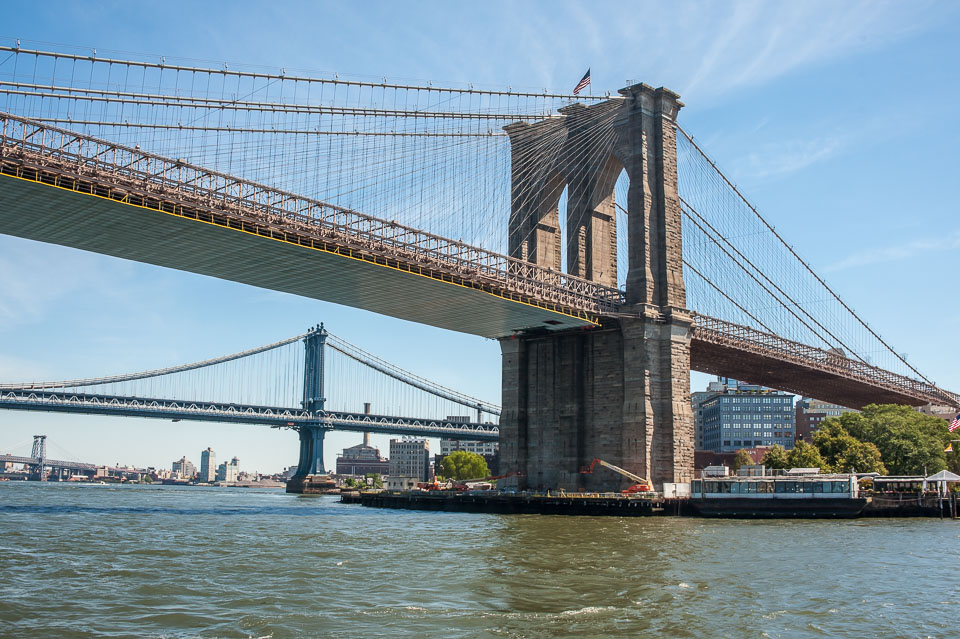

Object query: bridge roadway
[0,453,98,472]
[0,389,500,441]
[1,114,957,410]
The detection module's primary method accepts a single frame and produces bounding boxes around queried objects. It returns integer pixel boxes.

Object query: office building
[172,457,195,479]
[691,381,727,450]
[216,456,240,482]
[387,438,430,489]
[199,447,216,482]
[695,379,796,453]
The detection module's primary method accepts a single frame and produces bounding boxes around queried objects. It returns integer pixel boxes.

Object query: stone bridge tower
[499,83,693,491]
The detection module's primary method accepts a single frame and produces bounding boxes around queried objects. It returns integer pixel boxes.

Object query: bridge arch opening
[613,166,629,291]
[560,153,623,287]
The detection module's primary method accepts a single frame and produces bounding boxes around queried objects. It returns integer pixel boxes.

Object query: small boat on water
[689,470,867,518]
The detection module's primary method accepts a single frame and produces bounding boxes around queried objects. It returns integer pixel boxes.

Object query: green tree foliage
[785,440,829,471]
[947,448,960,476]
[732,449,754,472]
[439,450,489,481]
[761,445,790,470]
[819,405,949,475]
[365,473,383,489]
[812,422,886,474]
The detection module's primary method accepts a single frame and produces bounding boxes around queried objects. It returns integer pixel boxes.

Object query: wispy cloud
[823,230,960,272]
[733,135,845,179]
[674,0,945,101]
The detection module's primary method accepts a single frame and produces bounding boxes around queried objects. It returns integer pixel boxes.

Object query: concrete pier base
[285,474,339,494]
[499,313,694,493]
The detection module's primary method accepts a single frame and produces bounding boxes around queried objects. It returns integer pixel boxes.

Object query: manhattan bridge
[0,44,955,490]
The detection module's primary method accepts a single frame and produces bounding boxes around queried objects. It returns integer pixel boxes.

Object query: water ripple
[0,483,957,638]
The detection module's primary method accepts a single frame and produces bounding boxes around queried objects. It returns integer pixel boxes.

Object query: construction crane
[579,458,654,494]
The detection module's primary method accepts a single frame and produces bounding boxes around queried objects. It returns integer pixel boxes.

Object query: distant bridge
[0,326,500,483]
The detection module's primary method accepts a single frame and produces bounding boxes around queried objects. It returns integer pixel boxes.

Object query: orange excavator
[579,458,654,495]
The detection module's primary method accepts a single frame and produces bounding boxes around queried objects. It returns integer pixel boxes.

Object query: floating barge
[341,472,959,519]
[342,489,670,516]
[688,473,867,518]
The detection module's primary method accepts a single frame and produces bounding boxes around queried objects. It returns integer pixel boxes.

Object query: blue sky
[1,1,958,473]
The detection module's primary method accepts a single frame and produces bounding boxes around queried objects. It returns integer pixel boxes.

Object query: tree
[812,422,886,474]
[786,441,829,471]
[732,449,755,472]
[439,451,489,481]
[761,445,790,470]
[365,473,383,489]
[818,405,948,475]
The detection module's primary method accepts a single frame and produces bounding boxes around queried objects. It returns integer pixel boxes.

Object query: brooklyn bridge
[0,45,955,491]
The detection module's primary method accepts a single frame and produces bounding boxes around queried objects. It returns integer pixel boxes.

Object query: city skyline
[1,1,959,472]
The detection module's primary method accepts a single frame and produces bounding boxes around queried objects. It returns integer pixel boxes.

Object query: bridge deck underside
[691,339,927,409]
[0,175,592,338]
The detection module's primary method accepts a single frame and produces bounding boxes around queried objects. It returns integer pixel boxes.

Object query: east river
[0,483,957,638]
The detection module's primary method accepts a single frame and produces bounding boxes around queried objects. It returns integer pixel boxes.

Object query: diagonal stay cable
[679,197,866,363]
[676,123,931,384]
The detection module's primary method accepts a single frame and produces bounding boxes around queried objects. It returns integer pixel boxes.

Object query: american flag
[950,414,960,432]
[573,69,591,95]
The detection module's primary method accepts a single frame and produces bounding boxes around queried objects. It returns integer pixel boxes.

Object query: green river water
[0,482,957,638]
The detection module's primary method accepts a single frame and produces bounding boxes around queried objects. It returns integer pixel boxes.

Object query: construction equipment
[417,470,522,492]
[579,458,654,494]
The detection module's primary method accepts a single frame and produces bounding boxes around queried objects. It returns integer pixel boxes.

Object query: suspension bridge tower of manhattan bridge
[499,83,692,492]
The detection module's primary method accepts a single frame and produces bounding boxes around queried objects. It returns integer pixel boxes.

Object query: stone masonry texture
[500,84,694,491]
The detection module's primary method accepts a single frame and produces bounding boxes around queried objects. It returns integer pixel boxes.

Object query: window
[775,481,798,494]
[830,480,850,494]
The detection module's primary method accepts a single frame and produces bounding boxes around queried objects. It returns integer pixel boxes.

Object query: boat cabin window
[774,481,798,494]
[829,480,851,493]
